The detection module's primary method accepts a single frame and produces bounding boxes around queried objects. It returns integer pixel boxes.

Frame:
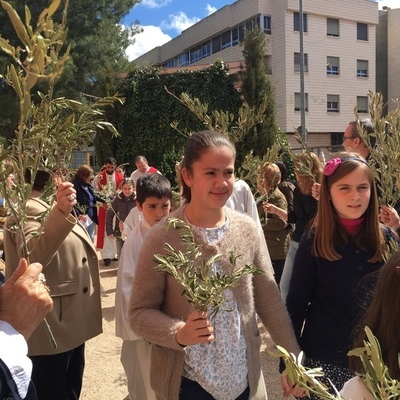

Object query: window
[294,12,308,32]
[331,132,343,146]
[357,23,368,41]
[327,56,339,75]
[294,92,309,112]
[161,59,174,68]
[327,95,339,112]
[357,96,368,113]
[294,53,308,72]
[212,36,221,54]
[238,25,245,42]
[177,52,189,66]
[327,18,339,37]
[202,42,211,58]
[232,27,240,46]
[245,17,258,31]
[190,47,202,63]
[263,15,272,34]
[357,59,368,77]
[221,31,232,49]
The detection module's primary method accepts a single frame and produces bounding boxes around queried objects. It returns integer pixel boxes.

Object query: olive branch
[153,217,263,318]
[348,327,400,399]
[269,326,400,400]
[269,346,343,400]
[0,0,123,348]
[355,92,400,207]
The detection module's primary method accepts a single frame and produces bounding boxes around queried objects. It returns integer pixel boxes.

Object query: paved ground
[80,259,293,399]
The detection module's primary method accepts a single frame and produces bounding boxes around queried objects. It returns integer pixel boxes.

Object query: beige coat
[4,196,102,356]
[129,206,300,400]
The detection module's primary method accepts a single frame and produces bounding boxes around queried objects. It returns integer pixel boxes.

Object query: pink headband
[323,156,368,176]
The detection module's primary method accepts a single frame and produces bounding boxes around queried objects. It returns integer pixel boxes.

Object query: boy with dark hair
[115,173,172,400]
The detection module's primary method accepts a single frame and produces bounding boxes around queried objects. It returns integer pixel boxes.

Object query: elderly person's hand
[56,181,77,216]
[0,258,53,340]
[380,205,400,231]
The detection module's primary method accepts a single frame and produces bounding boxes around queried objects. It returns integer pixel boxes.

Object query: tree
[99,61,244,183]
[0,0,140,96]
[0,0,123,346]
[0,0,140,139]
[240,27,279,160]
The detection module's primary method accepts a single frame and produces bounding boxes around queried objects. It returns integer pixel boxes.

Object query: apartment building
[376,7,400,114]
[134,0,378,148]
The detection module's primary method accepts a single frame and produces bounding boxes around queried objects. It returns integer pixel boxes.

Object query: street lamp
[299,0,307,143]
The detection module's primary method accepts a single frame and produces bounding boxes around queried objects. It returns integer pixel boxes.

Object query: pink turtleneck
[339,216,364,234]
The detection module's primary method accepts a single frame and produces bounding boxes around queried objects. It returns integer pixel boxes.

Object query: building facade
[386,8,400,114]
[134,0,379,148]
[376,7,400,114]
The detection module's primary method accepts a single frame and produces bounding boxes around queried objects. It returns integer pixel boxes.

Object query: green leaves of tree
[355,92,400,206]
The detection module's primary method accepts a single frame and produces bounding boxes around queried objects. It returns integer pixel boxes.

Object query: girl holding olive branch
[129,130,303,400]
[286,153,397,399]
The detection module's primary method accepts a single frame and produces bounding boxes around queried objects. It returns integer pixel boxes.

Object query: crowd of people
[1,123,400,400]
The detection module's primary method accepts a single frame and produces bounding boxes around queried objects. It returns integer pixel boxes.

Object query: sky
[123,0,399,61]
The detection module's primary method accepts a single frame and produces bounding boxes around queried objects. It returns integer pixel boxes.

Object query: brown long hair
[73,165,93,183]
[349,251,400,379]
[312,152,384,262]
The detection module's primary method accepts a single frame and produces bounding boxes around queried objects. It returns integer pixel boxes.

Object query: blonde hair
[257,162,281,194]
[294,152,323,195]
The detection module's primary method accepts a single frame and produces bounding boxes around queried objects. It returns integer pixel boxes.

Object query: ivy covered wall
[96,61,242,184]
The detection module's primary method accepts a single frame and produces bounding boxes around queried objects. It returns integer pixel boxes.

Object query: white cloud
[377,0,399,9]
[206,4,217,15]
[162,11,201,34]
[140,0,172,8]
[126,25,171,61]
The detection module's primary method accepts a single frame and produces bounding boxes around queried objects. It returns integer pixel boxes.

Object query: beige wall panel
[387,9,400,111]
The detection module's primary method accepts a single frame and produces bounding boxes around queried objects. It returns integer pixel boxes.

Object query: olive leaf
[269,346,342,400]
[153,217,263,318]
[0,0,124,348]
[355,92,400,207]
[271,326,400,400]
[348,326,400,399]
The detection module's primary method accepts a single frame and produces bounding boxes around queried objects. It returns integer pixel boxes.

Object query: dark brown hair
[74,165,93,182]
[180,131,236,203]
[349,251,400,379]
